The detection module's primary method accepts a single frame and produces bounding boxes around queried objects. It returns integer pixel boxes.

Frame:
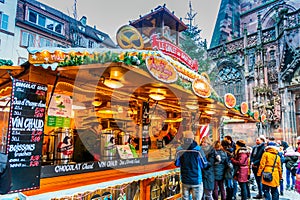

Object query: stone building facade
[208,0,300,145]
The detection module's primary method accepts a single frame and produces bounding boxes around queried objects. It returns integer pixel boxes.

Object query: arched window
[213,65,245,104]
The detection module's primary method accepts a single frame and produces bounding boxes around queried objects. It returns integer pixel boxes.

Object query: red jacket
[231,147,250,183]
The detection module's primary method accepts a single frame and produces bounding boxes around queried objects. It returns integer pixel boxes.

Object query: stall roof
[26,47,257,123]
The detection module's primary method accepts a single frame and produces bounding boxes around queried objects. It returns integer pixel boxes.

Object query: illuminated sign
[146,56,178,83]
[151,34,198,71]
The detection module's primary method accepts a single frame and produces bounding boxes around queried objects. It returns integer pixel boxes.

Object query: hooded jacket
[257,145,282,187]
[231,146,250,183]
[175,140,206,185]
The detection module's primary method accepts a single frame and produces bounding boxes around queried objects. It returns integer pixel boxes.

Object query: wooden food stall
[0,20,260,198]
[0,46,257,200]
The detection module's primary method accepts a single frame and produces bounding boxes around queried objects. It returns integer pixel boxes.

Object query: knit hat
[183,131,194,139]
[267,141,278,146]
[259,135,266,142]
[236,140,246,147]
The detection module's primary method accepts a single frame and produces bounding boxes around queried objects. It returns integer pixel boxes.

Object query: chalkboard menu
[6,79,47,192]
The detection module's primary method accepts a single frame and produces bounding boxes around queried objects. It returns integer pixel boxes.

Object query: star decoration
[44,57,49,62]
[32,55,37,60]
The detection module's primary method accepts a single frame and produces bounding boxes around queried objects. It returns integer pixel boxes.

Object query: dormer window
[27,10,64,35]
[78,25,85,32]
[97,34,105,41]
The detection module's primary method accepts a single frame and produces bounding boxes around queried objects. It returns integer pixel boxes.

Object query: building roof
[129,5,188,32]
[27,0,116,48]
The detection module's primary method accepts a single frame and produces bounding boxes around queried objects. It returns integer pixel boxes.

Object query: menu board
[6,79,47,192]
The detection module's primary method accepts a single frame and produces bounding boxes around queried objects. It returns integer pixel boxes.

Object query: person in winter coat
[277,145,285,195]
[213,140,228,200]
[284,146,299,190]
[0,153,12,194]
[250,136,266,199]
[200,136,216,200]
[295,161,300,194]
[257,141,282,200]
[230,140,250,200]
[175,131,207,200]
[296,136,300,153]
[221,140,235,200]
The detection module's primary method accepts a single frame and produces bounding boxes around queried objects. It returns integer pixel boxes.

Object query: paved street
[235,165,300,200]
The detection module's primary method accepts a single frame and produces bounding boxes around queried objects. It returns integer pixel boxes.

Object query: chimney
[80,16,87,26]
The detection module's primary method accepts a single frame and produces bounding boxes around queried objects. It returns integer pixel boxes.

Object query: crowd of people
[175,132,300,200]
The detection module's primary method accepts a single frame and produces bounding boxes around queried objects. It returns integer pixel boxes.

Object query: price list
[6,79,47,191]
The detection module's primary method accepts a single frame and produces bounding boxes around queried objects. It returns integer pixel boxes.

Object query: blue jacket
[214,149,228,180]
[175,140,206,185]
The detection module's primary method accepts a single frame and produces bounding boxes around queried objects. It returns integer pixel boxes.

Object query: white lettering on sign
[13,98,46,109]
[54,163,82,173]
[107,160,118,167]
[16,82,36,89]
[8,143,35,158]
[12,116,44,131]
[82,163,94,170]
[37,85,48,91]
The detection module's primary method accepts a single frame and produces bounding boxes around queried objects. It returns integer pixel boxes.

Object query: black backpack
[0,153,12,194]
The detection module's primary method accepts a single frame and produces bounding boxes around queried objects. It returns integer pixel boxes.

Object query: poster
[6,79,47,192]
[48,94,72,118]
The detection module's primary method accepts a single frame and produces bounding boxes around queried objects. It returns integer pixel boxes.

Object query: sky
[39,0,221,46]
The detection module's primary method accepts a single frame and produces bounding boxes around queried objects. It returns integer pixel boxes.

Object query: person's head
[256,135,265,145]
[269,136,275,141]
[267,141,279,151]
[297,136,300,145]
[183,131,194,143]
[224,135,233,143]
[214,140,222,150]
[255,137,261,145]
[236,140,246,149]
[200,136,212,147]
[221,140,230,148]
[259,135,266,143]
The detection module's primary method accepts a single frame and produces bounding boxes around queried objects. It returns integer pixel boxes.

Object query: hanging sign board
[6,79,47,192]
[151,34,199,71]
[146,55,178,83]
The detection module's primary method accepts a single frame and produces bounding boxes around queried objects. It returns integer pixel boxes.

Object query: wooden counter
[23,161,177,197]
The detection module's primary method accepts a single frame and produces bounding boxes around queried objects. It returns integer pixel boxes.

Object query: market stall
[0,20,263,198]
[0,46,259,199]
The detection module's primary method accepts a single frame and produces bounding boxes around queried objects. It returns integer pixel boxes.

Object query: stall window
[20,31,35,47]
[0,13,8,30]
